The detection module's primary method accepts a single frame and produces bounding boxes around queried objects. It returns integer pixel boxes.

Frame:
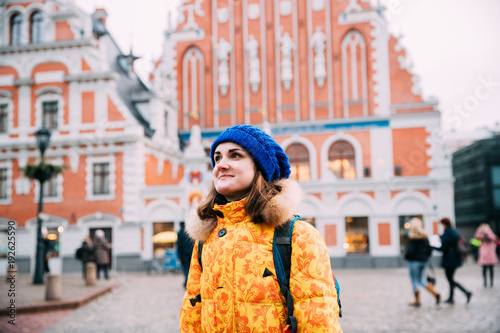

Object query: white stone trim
[336,192,377,216]
[122,144,144,222]
[0,161,13,205]
[85,155,116,201]
[320,133,364,180]
[390,190,432,214]
[0,76,15,86]
[297,194,325,218]
[370,17,391,116]
[306,0,314,120]
[34,71,65,84]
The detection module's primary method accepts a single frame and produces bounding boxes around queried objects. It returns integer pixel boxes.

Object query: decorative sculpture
[245,35,261,93]
[280,32,296,90]
[216,38,233,96]
[310,27,327,88]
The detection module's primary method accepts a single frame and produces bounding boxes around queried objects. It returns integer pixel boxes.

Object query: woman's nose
[216,159,229,170]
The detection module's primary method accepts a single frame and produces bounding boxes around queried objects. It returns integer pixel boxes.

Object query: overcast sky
[74,0,500,133]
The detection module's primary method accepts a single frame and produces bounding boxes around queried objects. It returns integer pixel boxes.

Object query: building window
[30,11,43,44]
[344,216,369,254]
[42,101,58,130]
[328,140,356,179]
[491,165,500,210]
[0,104,8,133]
[399,215,423,253]
[0,168,7,199]
[286,143,311,181]
[93,163,110,195]
[10,13,22,46]
[43,175,58,198]
[153,222,176,258]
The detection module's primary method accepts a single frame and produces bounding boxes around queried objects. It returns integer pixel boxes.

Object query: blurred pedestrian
[180,125,342,332]
[469,237,481,262]
[94,229,111,280]
[433,218,472,304]
[176,221,193,288]
[404,218,440,306]
[474,223,498,288]
[76,237,94,280]
[42,226,53,275]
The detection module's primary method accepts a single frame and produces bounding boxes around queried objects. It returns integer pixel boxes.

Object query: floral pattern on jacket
[180,179,342,333]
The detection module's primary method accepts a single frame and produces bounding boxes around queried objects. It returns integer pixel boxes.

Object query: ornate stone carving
[312,0,325,12]
[245,35,261,93]
[279,1,292,16]
[177,0,205,30]
[248,4,260,20]
[217,7,229,24]
[216,38,233,96]
[280,32,296,90]
[310,27,327,88]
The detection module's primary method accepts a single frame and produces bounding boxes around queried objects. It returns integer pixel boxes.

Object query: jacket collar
[185,178,303,242]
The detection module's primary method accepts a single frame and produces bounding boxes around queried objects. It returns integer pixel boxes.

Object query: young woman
[404,218,440,306]
[180,125,342,332]
[433,218,472,304]
[474,223,498,288]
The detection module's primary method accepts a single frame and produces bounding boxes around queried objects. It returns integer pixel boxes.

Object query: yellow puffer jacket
[180,179,342,332]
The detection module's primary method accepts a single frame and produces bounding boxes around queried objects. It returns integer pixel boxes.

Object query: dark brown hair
[440,217,452,228]
[197,171,282,224]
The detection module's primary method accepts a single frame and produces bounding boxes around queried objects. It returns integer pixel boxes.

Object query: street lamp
[33,126,52,284]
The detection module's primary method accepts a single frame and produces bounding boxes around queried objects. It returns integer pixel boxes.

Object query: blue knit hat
[211,125,291,182]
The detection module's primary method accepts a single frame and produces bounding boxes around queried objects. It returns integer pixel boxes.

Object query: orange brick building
[158,0,454,267]
[0,1,184,273]
[0,0,453,273]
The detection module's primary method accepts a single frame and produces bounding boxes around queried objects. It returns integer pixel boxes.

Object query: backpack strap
[198,241,204,272]
[189,241,204,307]
[273,215,300,333]
[332,272,342,318]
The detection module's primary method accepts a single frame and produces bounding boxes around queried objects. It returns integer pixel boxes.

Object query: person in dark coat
[76,237,94,279]
[94,229,111,280]
[42,226,53,274]
[404,218,440,306]
[177,221,193,288]
[433,218,472,304]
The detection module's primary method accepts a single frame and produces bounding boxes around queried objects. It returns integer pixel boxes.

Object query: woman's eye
[214,156,221,163]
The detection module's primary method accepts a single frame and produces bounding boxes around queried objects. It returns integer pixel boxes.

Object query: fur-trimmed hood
[185,179,304,242]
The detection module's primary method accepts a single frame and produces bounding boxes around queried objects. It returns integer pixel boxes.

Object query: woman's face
[213,142,256,201]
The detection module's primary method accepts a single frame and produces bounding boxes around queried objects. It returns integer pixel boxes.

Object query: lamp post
[33,126,52,284]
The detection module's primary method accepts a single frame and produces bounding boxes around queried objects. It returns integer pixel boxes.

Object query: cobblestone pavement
[1,261,499,333]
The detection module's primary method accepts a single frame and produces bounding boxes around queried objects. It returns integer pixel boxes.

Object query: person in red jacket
[180,125,342,332]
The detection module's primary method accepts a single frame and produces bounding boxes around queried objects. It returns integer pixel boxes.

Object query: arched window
[328,140,356,179]
[182,47,205,130]
[30,11,43,44]
[341,30,368,118]
[286,143,310,181]
[10,13,22,46]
